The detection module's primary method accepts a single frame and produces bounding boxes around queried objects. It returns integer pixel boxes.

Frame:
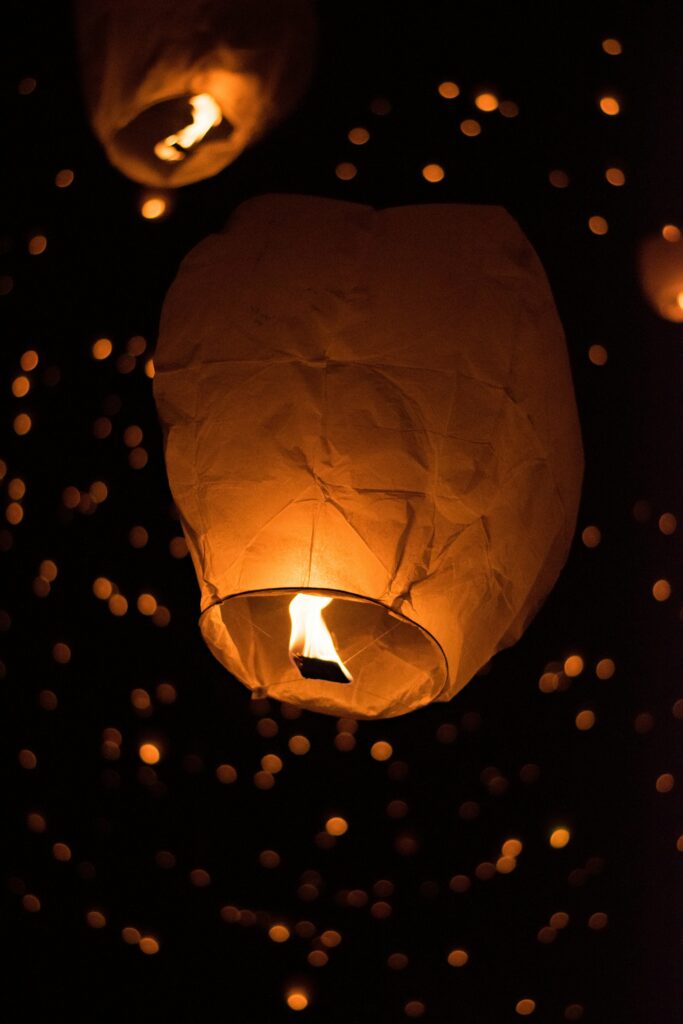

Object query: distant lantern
[76,0,316,187]
[638,231,683,322]
[155,195,582,718]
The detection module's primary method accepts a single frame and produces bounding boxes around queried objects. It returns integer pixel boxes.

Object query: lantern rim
[200,586,450,718]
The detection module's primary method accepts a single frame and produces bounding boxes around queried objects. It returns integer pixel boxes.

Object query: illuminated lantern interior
[154,195,583,718]
[638,230,683,322]
[76,0,316,187]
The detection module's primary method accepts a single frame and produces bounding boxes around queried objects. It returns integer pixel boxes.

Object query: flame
[154,93,223,163]
[289,594,352,681]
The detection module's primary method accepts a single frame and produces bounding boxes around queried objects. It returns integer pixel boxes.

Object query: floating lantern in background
[638,228,683,322]
[76,0,316,187]
[154,195,583,718]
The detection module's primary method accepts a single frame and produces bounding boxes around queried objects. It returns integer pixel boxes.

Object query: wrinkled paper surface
[155,195,583,717]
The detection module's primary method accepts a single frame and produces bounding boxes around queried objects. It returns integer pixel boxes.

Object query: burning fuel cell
[289,595,352,683]
[154,195,582,718]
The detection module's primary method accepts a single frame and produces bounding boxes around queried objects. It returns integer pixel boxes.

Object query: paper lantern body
[638,233,683,322]
[76,0,315,187]
[155,195,583,718]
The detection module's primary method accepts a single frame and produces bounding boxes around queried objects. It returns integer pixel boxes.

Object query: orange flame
[154,93,222,162]
[289,594,352,681]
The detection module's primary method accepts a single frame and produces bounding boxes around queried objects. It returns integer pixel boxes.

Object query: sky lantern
[154,194,582,718]
[638,229,683,322]
[75,0,316,187]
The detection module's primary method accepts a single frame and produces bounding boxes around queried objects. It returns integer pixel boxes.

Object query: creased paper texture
[155,195,583,717]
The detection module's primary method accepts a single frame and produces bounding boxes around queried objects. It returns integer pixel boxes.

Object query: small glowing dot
[19,749,37,769]
[587,912,608,930]
[652,579,671,601]
[447,948,469,967]
[27,812,47,833]
[596,658,615,679]
[550,911,569,929]
[658,512,677,535]
[549,169,570,189]
[475,92,498,112]
[370,741,393,761]
[93,577,113,600]
[581,525,601,548]
[662,224,681,242]
[575,710,596,731]
[589,344,608,365]
[348,127,370,145]
[52,842,72,862]
[216,763,237,783]
[108,594,128,616]
[144,358,155,378]
[499,100,519,118]
[122,927,141,944]
[537,926,556,943]
[137,593,157,616]
[605,167,625,186]
[588,215,608,235]
[550,828,571,849]
[326,816,348,836]
[20,350,39,371]
[259,849,280,868]
[564,655,584,677]
[139,937,160,955]
[460,118,481,137]
[140,194,168,220]
[289,735,310,755]
[656,773,674,793]
[28,235,47,255]
[438,81,460,99]
[190,868,211,887]
[502,839,523,858]
[86,910,107,929]
[139,743,160,765]
[92,338,113,361]
[129,526,149,548]
[12,376,30,397]
[23,894,41,912]
[130,688,151,710]
[55,169,74,188]
[286,991,308,1011]
[496,856,516,874]
[52,642,71,664]
[516,1000,536,1016]
[321,929,342,947]
[602,38,622,55]
[261,754,283,774]
[335,162,357,181]
[6,502,23,525]
[422,163,445,182]
[599,96,620,115]
[269,923,290,943]
[14,413,32,435]
[254,770,275,790]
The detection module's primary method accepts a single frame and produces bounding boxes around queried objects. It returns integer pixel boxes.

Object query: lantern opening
[201,589,448,719]
[153,93,224,163]
[112,94,233,183]
[289,594,352,683]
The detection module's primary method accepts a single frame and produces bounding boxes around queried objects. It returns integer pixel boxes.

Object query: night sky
[3,2,683,1021]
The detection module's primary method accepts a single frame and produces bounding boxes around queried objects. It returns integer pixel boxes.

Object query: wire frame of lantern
[154,195,583,718]
[76,0,316,187]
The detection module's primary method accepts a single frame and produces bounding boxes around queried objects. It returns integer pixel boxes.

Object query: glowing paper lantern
[638,231,683,322]
[76,0,316,187]
[155,195,582,718]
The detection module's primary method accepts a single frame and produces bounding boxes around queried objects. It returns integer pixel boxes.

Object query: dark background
[2,2,682,1021]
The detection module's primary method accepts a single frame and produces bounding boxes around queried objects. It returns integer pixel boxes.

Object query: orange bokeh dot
[438,81,460,99]
[139,937,160,954]
[605,167,625,186]
[460,119,481,137]
[588,344,608,365]
[335,162,357,181]
[656,773,674,793]
[588,215,608,235]
[575,710,596,731]
[652,579,671,601]
[370,741,393,761]
[139,743,160,765]
[602,38,622,55]
[549,169,570,189]
[516,999,536,1016]
[348,127,370,145]
[325,816,348,836]
[475,92,498,112]
[599,96,620,115]
[92,338,113,360]
[550,827,571,849]
[422,163,445,183]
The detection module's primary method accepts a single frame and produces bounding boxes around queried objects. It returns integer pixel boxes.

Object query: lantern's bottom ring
[200,587,450,719]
